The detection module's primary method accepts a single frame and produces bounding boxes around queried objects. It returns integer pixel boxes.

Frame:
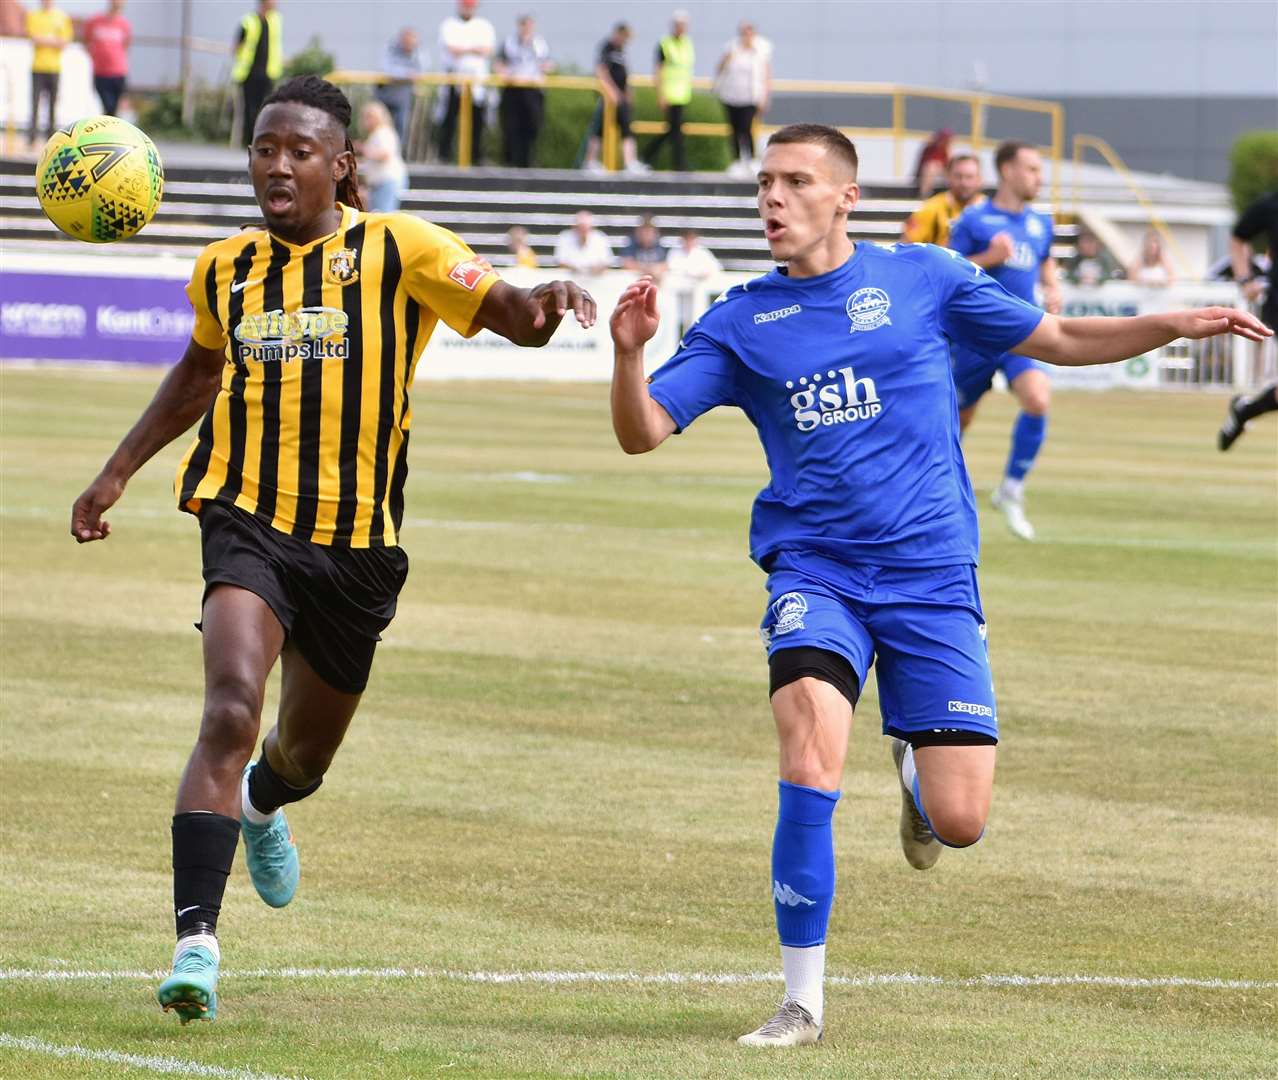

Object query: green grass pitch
[1,367,1274,1079]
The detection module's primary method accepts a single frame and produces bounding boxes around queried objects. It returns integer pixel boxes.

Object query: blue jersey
[948,204,1054,303]
[647,243,1044,569]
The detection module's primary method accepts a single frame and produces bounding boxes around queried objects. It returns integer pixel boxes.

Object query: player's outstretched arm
[475,279,596,348]
[1012,307,1272,368]
[70,337,225,543]
[610,276,677,454]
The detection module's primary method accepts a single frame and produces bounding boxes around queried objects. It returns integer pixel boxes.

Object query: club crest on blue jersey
[845,287,891,333]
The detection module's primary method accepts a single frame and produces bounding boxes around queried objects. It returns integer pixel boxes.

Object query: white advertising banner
[0,250,1248,388]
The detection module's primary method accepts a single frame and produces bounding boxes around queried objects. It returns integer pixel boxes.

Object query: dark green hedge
[1229,131,1278,215]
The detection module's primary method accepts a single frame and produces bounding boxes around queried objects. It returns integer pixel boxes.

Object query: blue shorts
[952,349,1044,410]
[759,551,998,742]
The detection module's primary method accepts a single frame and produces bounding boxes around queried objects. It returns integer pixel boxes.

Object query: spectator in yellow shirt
[27,0,73,146]
[901,154,984,248]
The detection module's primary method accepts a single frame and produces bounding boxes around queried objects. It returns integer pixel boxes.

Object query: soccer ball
[35,115,164,243]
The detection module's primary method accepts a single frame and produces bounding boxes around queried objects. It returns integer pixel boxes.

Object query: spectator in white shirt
[667,228,723,335]
[495,14,552,167]
[356,100,408,212]
[554,211,614,275]
[715,22,771,175]
[435,0,495,164]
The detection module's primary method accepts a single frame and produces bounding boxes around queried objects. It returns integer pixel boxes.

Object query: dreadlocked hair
[262,75,365,211]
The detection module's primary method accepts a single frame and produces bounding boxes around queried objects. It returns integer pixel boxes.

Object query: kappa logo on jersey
[785,366,882,433]
[753,303,802,325]
[325,248,359,285]
[845,287,891,333]
[448,257,495,291]
[770,592,808,636]
[773,880,816,907]
[234,306,350,363]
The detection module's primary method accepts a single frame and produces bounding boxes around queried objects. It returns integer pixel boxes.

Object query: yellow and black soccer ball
[35,115,164,243]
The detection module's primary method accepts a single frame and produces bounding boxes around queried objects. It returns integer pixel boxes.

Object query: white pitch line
[0,1033,301,1080]
[0,967,1273,991]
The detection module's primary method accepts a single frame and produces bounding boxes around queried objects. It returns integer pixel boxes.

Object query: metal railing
[1070,132,1189,278]
[327,69,1065,203]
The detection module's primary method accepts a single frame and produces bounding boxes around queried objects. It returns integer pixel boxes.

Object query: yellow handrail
[1071,133,1189,277]
[327,69,1065,208]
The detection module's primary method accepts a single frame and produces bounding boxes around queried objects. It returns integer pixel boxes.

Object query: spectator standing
[435,0,496,165]
[715,21,771,176]
[82,0,131,117]
[1127,229,1176,287]
[1,0,23,37]
[642,10,694,172]
[1065,229,1123,286]
[667,228,722,336]
[495,14,552,167]
[620,215,668,279]
[554,210,613,275]
[26,0,72,147]
[357,101,408,212]
[582,22,646,174]
[232,0,283,148]
[376,28,427,151]
[912,128,952,198]
[506,225,539,268]
[901,153,983,247]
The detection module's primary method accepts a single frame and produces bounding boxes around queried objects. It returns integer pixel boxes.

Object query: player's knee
[273,736,333,787]
[1020,385,1051,416]
[198,690,260,760]
[928,807,987,848]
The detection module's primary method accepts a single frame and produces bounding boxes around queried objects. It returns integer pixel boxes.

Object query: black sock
[172,811,240,938]
[1238,383,1278,422]
[247,753,323,816]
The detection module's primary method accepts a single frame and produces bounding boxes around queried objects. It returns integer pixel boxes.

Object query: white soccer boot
[990,487,1036,541]
[891,738,942,870]
[737,997,823,1047]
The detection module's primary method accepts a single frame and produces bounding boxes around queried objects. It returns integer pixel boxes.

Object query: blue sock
[1005,412,1047,483]
[911,773,984,849]
[771,781,840,947]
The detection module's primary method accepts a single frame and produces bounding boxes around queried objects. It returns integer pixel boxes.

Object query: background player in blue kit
[607,124,1269,1048]
[948,141,1061,541]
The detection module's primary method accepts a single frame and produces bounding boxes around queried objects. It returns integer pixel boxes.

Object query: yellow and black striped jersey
[902,192,983,248]
[175,204,499,547]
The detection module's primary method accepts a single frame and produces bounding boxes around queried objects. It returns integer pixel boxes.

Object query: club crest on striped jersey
[325,247,359,285]
[448,257,494,291]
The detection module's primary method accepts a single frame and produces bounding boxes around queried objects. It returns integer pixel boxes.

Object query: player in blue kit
[948,141,1060,541]
[607,124,1269,1048]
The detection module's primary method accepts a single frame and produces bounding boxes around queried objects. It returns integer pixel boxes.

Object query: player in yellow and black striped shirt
[901,153,983,248]
[69,76,596,1024]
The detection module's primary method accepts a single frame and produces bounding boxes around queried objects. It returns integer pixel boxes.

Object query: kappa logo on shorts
[948,700,994,718]
[448,257,495,291]
[769,592,808,636]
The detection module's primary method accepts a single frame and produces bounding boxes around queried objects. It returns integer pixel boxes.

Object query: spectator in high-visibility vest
[642,10,694,172]
[26,0,73,147]
[232,0,284,148]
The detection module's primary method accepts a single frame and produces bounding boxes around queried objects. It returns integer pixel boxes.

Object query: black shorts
[590,99,631,139]
[198,502,409,694]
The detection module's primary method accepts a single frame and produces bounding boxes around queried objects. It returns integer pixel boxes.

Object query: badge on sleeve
[448,257,495,291]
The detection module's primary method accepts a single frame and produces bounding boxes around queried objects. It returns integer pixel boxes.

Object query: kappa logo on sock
[772,880,817,907]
